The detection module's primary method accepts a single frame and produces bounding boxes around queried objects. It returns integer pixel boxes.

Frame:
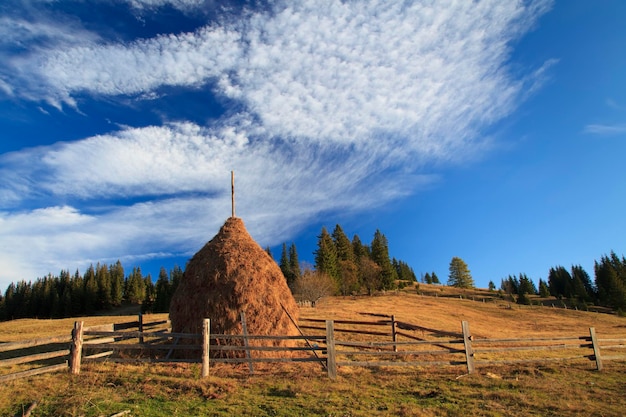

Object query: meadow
[2,286,625,416]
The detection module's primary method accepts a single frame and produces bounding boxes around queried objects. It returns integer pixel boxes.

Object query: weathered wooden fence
[0,313,168,382]
[2,315,626,382]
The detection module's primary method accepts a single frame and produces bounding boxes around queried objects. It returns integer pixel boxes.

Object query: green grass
[2,292,626,416]
[2,360,626,416]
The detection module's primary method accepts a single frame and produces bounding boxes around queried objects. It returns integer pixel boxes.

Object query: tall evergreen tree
[109,261,124,307]
[571,265,594,301]
[289,243,301,281]
[538,278,550,297]
[370,230,397,290]
[548,266,573,299]
[83,264,98,313]
[447,257,474,288]
[332,225,354,262]
[351,234,369,261]
[431,272,440,284]
[154,267,171,313]
[96,263,113,310]
[595,253,626,310]
[314,227,339,282]
[279,243,293,284]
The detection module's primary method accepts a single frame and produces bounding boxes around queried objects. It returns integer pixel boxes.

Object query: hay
[169,217,299,358]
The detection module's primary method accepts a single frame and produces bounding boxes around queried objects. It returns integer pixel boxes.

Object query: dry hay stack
[169,216,299,358]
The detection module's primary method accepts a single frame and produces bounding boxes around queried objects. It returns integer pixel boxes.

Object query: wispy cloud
[583,123,626,136]
[0,0,553,284]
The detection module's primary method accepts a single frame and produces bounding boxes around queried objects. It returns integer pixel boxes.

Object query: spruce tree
[289,243,301,280]
[279,243,293,284]
[447,257,474,288]
[314,227,339,282]
[109,261,124,307]
[154,267,171,313]
[370,230,397,290]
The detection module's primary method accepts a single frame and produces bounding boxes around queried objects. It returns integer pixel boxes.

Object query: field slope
[1,288,625,416]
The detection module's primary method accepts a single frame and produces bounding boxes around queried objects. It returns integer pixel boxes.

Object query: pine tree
[154,267,171,313]
[96,263,113,310]
[424,272,432,284]
[488,280,496,291]
[110,261,124,307]
[548,266,573,299]
[83,265,98,313]
[289,243,301,281]
[279,243,293,284]
[332,225,358,295]
[314,227,339,282]
[538,279,550,297]
[351,234,369,261]
[447,257,474,288]
[126,267,146,304]
[431,272,440,284]
[370,230,397,290]
[332,224,354,262]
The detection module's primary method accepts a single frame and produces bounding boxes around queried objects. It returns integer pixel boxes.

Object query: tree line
[494,252,626,311]
[0,262,183,321]
[278,224,417,302]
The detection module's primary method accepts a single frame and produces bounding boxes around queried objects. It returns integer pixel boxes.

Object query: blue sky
[1,0,624,291]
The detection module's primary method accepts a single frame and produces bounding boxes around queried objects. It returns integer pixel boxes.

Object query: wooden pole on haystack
[231,171,236,218]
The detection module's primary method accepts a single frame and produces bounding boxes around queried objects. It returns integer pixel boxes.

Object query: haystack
[169,216,299,357]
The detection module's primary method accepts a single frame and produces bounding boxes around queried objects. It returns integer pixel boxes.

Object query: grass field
[2,286,626,416]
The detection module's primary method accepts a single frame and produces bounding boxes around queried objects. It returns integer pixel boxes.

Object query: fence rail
[2,314,626,382]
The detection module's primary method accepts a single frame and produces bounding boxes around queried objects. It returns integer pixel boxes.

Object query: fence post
[326,320,337,380]
[391,315,398,352]
[240,311,254,374]
[462,321,475,374]
[589,327,603,371]
[69,321,84,375]
[138,312,144,344]
[202,319,210,378]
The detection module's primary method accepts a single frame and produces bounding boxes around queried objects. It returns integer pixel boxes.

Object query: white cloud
[583,124,626,136]
[0,0,553,286]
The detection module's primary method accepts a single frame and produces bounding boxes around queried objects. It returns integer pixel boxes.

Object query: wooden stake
[462,321,475,374]
[202,319,210,378]
[69,321,84,375]
[231,171,235,218]
[326,320,337,380]
[240,311,254,374]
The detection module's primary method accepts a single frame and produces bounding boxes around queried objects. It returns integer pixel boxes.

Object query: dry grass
[1,289,626,416]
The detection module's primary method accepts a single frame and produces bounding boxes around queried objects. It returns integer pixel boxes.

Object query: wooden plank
[462,321,475,374]
[83,351,114,360]
[334,349,465,356]
[300,318,390,326]
[83,331,201,339]
[0,335,72,352]
[475,355,590,365]
[336,360,466,368]
[202,319,210,378]
[391,315,397,352]
[472,336,588,344]
[475,344,592,353]
[0,362,68,383]
[395,321,463,338]
[334,339,463,348]
[240,311,254,374]
[326,320,337,380]
[589,327,603,371]
[69,321,84,375]
[0,349,69,366]
[83,343,200,350]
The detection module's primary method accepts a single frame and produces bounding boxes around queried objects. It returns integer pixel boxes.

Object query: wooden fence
[2,314,626,382]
